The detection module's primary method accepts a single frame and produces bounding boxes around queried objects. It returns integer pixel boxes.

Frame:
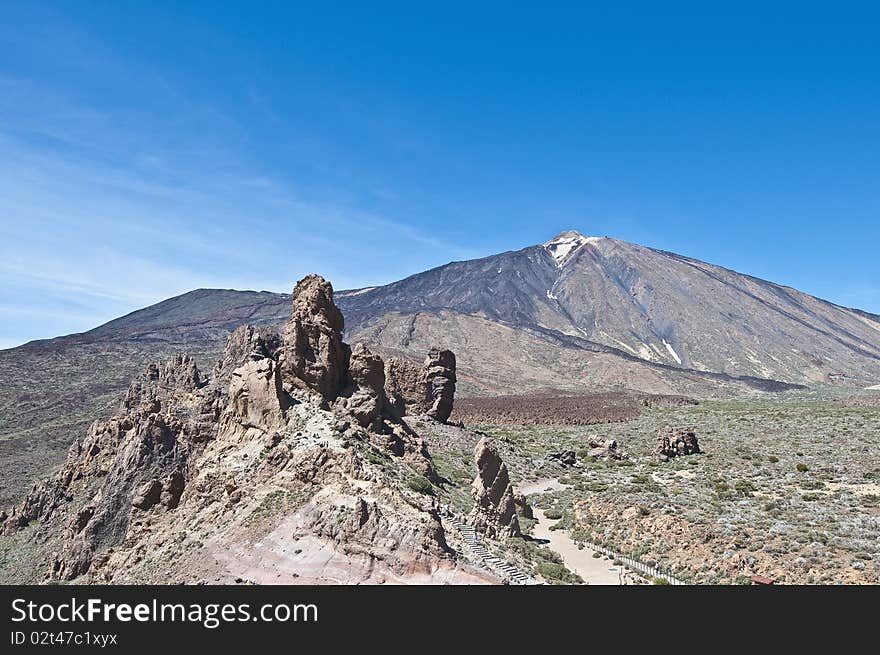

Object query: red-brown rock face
[424,348,456,423]
[279,274,350,401]
[468,437,521,539]
[383,347,457,424]
[336,343,388,428]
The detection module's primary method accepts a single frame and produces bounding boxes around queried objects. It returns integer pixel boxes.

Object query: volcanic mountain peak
[543,230,606,266]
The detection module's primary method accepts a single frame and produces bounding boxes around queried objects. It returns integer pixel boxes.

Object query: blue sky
[1,2,879,348]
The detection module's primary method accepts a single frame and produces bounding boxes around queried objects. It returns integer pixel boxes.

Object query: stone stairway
[451,520,532,585]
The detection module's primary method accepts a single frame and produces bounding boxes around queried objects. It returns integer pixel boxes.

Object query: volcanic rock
[584,435,629,461]
[383,357,427,418]
[514,493,534,520]
[279,274,350,401]
[336,343,388,428]
[227,357,289,431]
[655,426,701,461]
[303,496,449,559]
[468,437,522,539]
[1,274,475,585]
[122,353,203,413]
[383,348,457,424]
[424,348,456,423]
[213,325,283,383]
[132,480,162,510]
[548,450,577,467]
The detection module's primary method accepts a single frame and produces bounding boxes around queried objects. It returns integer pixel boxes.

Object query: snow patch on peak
[663,339,683,365]
[543,231,605,266]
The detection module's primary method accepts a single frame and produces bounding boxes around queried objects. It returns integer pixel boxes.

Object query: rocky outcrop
[227,357,289,431]
[131,479,162,510]
[584,435,629,461]
[514,493,534,520]
[336,343,388,428]
[384,357,426,418]
[213,325,283,383]
[383,348,457,423]
[302,496,449,563]
[1,325,271,577]
[548,450,577,467]
[279,274,350,401]
[267,280,436,471]
[468,437,522,539]
[1,274,463,584]
[424,348,456,423]
[53,352,221,579]
[655,426,701,461]
[122,353,203,412]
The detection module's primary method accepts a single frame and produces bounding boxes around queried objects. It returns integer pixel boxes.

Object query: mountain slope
[19,230,878,389]
[4,230,880,506]
[339,231,880,386]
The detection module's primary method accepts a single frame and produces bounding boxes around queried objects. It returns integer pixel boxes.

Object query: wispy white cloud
[0,23,479,347]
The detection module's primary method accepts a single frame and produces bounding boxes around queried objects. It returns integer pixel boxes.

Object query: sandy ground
[519,478,569,495]
[825,482,880,497]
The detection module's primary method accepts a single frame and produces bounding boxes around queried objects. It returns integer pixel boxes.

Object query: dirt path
[530,508,626,585]
[523,478,631,585]
[519,478,568,495]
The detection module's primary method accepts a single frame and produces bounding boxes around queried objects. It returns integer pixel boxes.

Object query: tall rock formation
[383,357,426,418]
[468,437,522,539]
[279,274,350,401]
[424,348,456,423]
[1,274,468,584]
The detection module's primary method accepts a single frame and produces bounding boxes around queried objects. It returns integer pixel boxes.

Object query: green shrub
[407,475,433,495]
[734,479,756,497]
[535,561,582,584]
[796,463,809,473]
[714,481,734,500]
[536,548,564,565]
[544,509,563,520]
[768,455,779,463]
[366,450,389,466]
